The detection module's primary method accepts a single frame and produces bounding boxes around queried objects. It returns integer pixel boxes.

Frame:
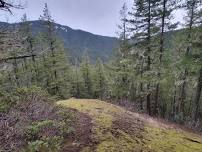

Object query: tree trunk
[172,86,177,120]
[29,39,38,83]
[13,57,19,87]
[147,83,151,115]
[146,0,151,115]
[180,69,188,120]
[140,82,143,110]
[154,0,166,116]
[193,67,202,121]
[154,83,159,115]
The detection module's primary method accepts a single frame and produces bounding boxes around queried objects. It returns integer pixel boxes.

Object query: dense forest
[0,0,202,152]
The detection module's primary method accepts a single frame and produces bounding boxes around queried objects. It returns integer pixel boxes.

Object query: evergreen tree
[117,2,130,58]
[110,2,133,102]
[19,13,39,86]
[80,53,93,98]
[153,0,180,116]
[71,58,84,98]
[94,59,107,99]
[39,3,71,97]
[39,3,57,94]
[128,0,160,115]
[179,0,202,120]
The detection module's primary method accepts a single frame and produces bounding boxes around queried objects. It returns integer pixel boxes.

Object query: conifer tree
[19,14,38,85]
[71,58,84,98]
[111,2,132,102]
[128,0,160,115]
[94,59,107,99]
[187,1,202,120]
[39,3,71,97]
[117,2,130,58]
[179,0,202,120]
[153,0,180,116]
[80,53,93,98]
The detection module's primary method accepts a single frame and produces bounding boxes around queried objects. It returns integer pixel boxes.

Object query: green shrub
[25,136,62,152]
[58,121,75,135]
[26,140,49,152]
[57,110,76,135]
[57,109,76,124]
[26,120,55,141]
[0,100,11,113]
[0,91,16,113]
[14,86,51,102]
[0,86,52,113]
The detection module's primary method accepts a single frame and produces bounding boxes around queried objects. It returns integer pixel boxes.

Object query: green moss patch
[58,98,202,152]
[145,127,202,152]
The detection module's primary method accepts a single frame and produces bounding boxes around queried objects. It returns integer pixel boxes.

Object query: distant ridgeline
[0,20,118,62]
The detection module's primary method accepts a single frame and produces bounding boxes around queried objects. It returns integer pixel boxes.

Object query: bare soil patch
[112,114,145,140]
[62,110,95,152]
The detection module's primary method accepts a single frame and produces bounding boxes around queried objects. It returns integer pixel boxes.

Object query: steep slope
[58,99,202,152]
[0,21,118,62]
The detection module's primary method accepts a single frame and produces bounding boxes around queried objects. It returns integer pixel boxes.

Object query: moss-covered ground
[57,98,202,152]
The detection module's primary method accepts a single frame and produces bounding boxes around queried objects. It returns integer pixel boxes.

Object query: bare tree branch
[0,0,23,14]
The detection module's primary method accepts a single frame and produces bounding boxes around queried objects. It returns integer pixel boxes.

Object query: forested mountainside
[0,20,118,62]
[0,20,195,63]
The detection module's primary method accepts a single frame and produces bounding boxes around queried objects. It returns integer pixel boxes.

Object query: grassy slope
[58,99,202,152]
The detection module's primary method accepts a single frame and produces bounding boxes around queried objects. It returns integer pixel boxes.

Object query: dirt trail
[58,99,202,152]
[62,111,94,152]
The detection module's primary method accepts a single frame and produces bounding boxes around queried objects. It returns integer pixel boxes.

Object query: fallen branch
[0,54,36,63]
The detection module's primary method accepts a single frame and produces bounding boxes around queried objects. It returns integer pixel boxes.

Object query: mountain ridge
[0,20,119,62]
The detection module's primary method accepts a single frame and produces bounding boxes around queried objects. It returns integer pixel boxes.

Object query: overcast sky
[0,0,185,37]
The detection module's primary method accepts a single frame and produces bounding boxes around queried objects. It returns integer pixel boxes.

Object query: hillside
[0,20,118,62]
[58,99,202,152]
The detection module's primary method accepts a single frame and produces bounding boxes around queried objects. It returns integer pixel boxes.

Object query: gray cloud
[0,0,184,36]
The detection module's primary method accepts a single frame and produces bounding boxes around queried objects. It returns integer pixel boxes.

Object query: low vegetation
[0,86,76,152]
